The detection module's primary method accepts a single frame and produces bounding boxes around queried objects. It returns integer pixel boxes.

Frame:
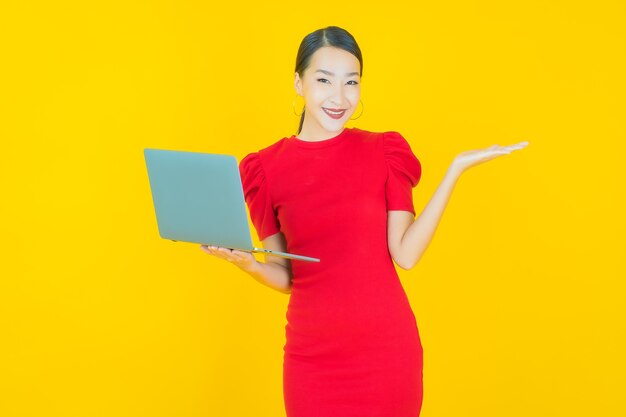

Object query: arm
[200,231,293,295]
[388,166,461,270]
[248,232,293,294]
[387,140,529,270]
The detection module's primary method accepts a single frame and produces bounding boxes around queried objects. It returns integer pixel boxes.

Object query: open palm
[452,141,529,173]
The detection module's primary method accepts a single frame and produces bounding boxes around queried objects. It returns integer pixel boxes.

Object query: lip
[323,107,346,119]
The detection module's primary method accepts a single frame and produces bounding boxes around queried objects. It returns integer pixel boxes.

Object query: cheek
[348,90,361,105]
[306,90,326,107]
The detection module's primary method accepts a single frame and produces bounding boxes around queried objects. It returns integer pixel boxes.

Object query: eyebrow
[314,69,360,77]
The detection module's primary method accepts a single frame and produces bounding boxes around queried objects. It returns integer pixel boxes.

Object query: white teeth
[324,109,344,115]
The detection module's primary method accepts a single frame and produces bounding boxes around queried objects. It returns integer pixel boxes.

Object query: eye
[348,80,359,85]
[317,78,329,83]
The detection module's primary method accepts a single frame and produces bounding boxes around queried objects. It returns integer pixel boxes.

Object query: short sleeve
[383,131,422,216]
[239,152,281,241]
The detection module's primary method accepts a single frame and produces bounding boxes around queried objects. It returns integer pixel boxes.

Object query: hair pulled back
[294,26,363,134]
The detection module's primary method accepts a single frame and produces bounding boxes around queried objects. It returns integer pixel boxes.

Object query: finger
[200,245,214,254]
[488,150,511,158]
[203,246,225,257]
[217,247,239,262]
[216,247,232,255]
[508,141,529,149]
[232,250,251,258]
[232,250,250,260]
[506,145,525,152]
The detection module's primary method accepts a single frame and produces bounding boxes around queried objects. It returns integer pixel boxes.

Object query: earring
[292,94,305,117]
[350,99,364,120]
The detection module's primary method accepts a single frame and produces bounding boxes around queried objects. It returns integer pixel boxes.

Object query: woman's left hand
[450,141,529,174]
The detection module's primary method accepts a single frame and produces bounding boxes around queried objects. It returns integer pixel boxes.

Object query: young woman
[201,26,527,417]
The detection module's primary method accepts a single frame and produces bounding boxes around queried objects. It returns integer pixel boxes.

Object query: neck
[298,119,346,142]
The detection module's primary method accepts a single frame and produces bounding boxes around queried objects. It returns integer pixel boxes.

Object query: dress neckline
[289,127,352,149]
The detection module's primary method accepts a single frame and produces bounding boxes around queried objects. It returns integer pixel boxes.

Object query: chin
[320,117,347,130]
[323,124,345,133]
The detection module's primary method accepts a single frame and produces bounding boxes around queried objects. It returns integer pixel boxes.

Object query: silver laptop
[143,148,320,262]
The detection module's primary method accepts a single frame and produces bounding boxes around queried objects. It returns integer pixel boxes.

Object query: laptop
[143,148,320,262]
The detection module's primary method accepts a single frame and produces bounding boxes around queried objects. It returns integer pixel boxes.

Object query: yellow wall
[1,1,624,416]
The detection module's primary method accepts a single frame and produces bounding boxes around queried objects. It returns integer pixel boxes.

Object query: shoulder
[348,126,383,144]
[378,131,419,165]
[379,129,421,184]
[380,130,412,149]
[239,136,290,172]
[348,127,412,147]
[347,127,417,161]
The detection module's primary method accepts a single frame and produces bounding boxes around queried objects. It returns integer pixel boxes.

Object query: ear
[294,72,303,96]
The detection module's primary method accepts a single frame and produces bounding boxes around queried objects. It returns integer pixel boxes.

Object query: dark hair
[294,26,363,135]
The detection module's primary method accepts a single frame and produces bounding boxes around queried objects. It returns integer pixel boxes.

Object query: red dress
[239,127,424,417]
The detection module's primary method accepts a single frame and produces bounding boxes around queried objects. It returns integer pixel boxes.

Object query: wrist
[447,162,464,178]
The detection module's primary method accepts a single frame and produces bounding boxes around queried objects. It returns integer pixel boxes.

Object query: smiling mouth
[323,108,346,118]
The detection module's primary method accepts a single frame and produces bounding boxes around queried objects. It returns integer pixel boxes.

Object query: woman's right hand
[199,245,261,272]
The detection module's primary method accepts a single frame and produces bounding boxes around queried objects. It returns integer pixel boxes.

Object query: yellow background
[1,1,624,416]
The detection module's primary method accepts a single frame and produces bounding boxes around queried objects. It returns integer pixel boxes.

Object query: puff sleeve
[383,131,422,216]
[239,152,281,241]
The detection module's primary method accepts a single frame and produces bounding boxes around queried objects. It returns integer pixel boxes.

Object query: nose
[329,84,348,107]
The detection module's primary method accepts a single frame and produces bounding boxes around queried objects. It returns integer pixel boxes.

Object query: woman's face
[294,46,361,136]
